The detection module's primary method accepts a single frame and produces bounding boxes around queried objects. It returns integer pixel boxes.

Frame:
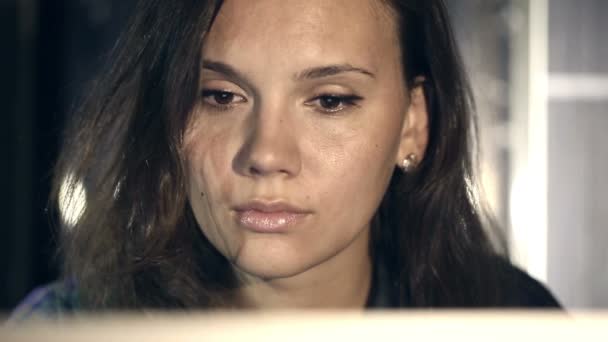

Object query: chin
[232,243,320,281]
[235,262,305,281]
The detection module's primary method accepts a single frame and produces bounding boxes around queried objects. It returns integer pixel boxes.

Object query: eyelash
[305,94,363,114]
[200,89,246,112]
[200,89,363,114]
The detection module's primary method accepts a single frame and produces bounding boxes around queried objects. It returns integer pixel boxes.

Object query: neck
[236,228,372,309]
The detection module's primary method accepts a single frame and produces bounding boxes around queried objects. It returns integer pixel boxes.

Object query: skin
[183,0,428,308]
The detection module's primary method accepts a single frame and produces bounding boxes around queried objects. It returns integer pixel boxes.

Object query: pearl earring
[401,153,417,172]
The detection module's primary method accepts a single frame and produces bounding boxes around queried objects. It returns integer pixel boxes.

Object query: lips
[232,200,311,233]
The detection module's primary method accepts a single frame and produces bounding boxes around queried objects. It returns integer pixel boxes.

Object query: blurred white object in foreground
[2,311,606,342]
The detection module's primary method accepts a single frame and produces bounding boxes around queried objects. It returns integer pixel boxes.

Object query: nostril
[248,165,262,176]
[247,162,290,177]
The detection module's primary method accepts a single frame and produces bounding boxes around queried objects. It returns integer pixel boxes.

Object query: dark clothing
[10,261,561,320]
[494,262,562,308]
[365,258,561,309]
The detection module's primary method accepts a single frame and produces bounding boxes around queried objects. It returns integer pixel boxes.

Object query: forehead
[202,0,399,73]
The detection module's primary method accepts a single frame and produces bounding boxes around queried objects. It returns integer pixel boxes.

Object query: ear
[396,76,429,168]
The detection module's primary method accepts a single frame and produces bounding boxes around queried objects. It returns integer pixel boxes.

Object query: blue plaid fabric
[8,280,79,322]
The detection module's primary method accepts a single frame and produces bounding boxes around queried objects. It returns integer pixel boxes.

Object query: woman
[13,0,559,317]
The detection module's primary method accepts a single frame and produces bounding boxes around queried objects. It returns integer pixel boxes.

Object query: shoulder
[8,280,80,322]
[494,258,562,308]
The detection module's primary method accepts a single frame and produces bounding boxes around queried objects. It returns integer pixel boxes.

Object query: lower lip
[235,210,308,233]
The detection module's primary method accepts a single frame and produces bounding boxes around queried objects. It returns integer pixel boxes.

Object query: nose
[235,105,301,178]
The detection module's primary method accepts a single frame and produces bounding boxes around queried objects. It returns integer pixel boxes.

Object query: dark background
[2,0,133,311]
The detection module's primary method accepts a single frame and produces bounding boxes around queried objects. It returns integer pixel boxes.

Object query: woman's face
[184,0,425,282]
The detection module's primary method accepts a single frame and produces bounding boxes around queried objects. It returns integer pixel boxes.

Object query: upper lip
[232,199,311,213]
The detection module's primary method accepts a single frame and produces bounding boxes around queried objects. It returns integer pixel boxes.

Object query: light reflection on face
[184,0,414,283]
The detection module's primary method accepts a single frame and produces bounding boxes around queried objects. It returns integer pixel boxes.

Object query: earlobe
[396,76,429,169]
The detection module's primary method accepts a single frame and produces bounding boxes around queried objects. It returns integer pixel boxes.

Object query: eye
[306,94,363,114]
[201,89,247,110]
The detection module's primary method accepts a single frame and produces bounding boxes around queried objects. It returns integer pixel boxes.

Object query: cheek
[310,112,402,232]
[184,119,241,256]
[185,124,236,204]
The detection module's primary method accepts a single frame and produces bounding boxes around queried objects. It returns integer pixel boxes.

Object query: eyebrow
[295,64,376,80]
[201,60,376,84]
[202,60,248,81]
